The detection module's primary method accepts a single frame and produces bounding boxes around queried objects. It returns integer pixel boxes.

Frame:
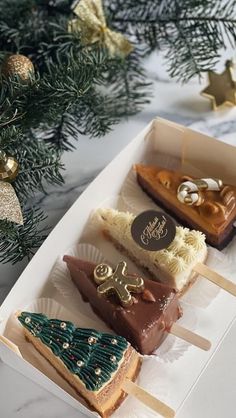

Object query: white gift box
[0,117,236,418]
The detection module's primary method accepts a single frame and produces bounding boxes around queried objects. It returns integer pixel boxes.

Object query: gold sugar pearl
[95,367,101,376]
[60,322,67,329]
[110,355,116,363]
[88,336,98,345]
[63,342,70,349]
[25,317,31,324]
[77,360,84,367]
[111,338,117,345]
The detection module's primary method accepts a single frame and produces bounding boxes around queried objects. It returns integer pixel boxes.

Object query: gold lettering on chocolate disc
[140,216,168,246]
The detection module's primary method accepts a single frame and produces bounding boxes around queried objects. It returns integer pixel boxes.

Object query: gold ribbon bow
[69,0,133,57]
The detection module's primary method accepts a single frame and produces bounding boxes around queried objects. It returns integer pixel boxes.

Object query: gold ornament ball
[2,54,35,82]
[0,150,19,182]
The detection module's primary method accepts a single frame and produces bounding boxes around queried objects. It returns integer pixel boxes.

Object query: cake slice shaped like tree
[18,311,175,418]
[134,164,236,249]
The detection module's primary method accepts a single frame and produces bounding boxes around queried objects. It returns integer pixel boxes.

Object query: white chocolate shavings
[158,294,174,311]
[96,208,207,283]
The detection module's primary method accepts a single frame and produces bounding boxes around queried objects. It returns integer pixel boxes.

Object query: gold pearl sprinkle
[63,342,70,349]
[111,338,117,345]
[95,367,101,376]
[88,336,97,345]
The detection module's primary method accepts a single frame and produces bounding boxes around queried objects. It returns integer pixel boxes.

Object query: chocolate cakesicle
[63,255,181,355]
[134,164,236,249]
[18,311,175,418]
[95,208,236,297]
[63,252,211,352]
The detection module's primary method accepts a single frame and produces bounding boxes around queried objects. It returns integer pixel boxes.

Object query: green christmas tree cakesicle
[17,311,176,418]
[18,312,128,392]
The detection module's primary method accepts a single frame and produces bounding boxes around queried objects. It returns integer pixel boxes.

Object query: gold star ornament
[201,60,236,110]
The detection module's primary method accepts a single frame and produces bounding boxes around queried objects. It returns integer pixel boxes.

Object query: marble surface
[1,52,236,418]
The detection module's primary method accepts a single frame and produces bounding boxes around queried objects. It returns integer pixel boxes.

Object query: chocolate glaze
[63,255,181,355]
[135,164,236,249]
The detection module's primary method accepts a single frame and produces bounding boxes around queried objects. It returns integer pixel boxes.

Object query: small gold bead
[111,338,117,345]
[63,342,69,349]
[110,355,116,363]
[60,322,67,329]
[95,367,101,376]
[88,336,97,345]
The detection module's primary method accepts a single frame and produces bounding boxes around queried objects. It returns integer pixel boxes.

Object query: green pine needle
[0,0,236,263]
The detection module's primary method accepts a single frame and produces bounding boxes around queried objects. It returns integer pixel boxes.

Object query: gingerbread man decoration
[94,261,144,307]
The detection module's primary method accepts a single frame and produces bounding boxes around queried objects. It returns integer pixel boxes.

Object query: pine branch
[42,111,79,151]
[0,0,151,265]
[106,0,236,80]
[0,126,64,200]
[1,0,234,264]
[103,51,151,117]
[0,207,48,264]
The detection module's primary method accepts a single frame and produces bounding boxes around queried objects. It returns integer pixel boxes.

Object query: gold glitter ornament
[201,60,236,110]
[0,150,19,182]
[0,182,23,225]
[0,150,23,225]
[2,54,35,82]
[69,0,133,57]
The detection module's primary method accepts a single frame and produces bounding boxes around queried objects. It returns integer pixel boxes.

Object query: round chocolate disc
[131,210,176,251]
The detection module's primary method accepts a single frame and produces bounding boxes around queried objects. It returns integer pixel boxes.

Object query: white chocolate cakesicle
[95,208,207,292]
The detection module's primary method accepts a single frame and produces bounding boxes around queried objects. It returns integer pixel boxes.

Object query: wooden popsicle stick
[194,262,236,297]
[169,323,211,351]
[0,335,22,357]
[122,378,175,418]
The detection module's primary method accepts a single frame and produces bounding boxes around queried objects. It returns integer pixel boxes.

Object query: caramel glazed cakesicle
[95,208,208,293]
[17,312,175,418]
[134,164,236,249]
